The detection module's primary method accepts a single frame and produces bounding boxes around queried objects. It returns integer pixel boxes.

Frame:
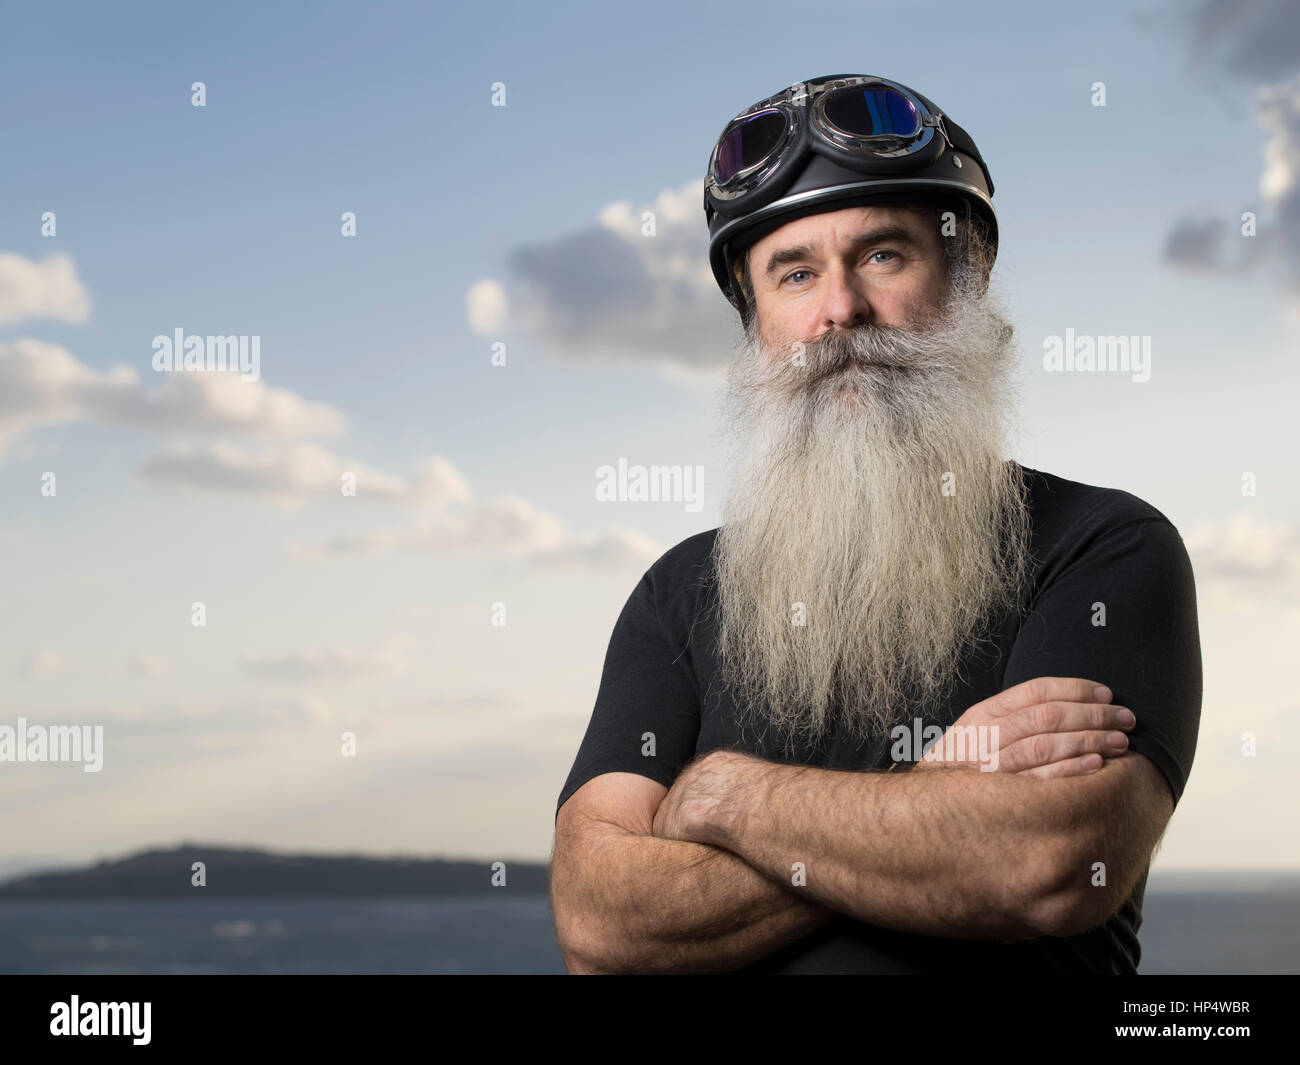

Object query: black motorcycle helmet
[704,74,998,316]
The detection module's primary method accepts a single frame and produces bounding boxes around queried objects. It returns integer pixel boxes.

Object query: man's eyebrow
[761,224,923,280]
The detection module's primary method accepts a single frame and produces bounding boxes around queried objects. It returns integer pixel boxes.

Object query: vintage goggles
[707,76,963,213]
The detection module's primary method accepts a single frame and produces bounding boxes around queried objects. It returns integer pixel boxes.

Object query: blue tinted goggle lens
[822,86,919,138]
[714,108,788,185]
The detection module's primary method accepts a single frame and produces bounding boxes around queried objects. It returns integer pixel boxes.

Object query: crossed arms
[550,676,1176,974]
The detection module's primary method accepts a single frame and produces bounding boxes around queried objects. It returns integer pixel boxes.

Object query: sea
[1,885,1298,974]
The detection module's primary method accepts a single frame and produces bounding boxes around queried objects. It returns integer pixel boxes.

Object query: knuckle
[997,746,1022,772]
[1032,701,1063,732]
[1028,733,1054,765]
[1059,731,1084,756]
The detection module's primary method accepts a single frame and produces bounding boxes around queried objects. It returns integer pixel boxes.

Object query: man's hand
[554,770,837,973]
[651,749,762,848]
[916,676,1135,778]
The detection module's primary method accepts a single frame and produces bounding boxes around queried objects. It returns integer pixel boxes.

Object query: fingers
[998,724,1131,774]
[1003,700,1136,748]
[926,677,1135,776]
[1017,753,1106,780]
[987,677,1112,717]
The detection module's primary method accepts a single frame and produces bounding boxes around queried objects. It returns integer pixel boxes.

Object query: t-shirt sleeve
[555,566,703,819]
[1001,516,1203,806]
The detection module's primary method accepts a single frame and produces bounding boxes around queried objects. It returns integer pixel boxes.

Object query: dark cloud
[1163,216,1231,270]
[1185,0,1300,82]
[1156,3,1300,308]
[477,180,739,370]
[509,226,655,326]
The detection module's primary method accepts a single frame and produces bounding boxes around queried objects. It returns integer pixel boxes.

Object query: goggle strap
[935,114,994,195]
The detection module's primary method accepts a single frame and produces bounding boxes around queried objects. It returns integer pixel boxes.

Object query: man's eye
[783,269,813,285]
[870,250,899,264]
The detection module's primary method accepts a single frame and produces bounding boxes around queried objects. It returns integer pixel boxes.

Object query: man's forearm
[695,759,1072,941]
[551,811,835,973]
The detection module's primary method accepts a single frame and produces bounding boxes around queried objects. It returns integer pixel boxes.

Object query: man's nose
[819,264,872,330]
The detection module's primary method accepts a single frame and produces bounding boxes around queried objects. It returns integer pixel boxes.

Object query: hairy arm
[656,749,1173,941]
[550,772,835,974]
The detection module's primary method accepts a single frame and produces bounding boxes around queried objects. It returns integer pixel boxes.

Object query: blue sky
[1,0,1297,875]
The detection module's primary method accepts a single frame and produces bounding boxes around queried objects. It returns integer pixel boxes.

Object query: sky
[0,0,1297,877]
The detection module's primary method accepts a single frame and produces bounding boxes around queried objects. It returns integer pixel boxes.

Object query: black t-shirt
[556,464,1203,973]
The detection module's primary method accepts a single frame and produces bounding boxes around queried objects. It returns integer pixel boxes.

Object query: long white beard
[710,268,1033,754]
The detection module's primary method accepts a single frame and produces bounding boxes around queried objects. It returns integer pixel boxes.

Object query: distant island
[4,846,1295,903]
[0,844,550,899]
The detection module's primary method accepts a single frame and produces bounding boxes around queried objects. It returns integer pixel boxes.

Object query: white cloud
[289,494,661,571]
[1184,511,1300,595]
[17,649,63,679]
[242,646,401,682]
[127,653,169,678]
[597,180,700,236]
[136,442,658,571]
[289,494,566,558]
[0,338,346,456]
[0,253,91,327]
[467,278,508,336]
[136,442,471,510]
[530,526,664,569]
[1260,75,1300,205]
[31,694,340,734]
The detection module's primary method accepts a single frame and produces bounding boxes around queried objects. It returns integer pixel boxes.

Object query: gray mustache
[801,326,918,387]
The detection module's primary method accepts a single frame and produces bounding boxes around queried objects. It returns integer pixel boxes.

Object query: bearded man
[550,75,1202,974]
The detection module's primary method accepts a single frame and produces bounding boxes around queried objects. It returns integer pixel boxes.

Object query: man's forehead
[749,204,930,259]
